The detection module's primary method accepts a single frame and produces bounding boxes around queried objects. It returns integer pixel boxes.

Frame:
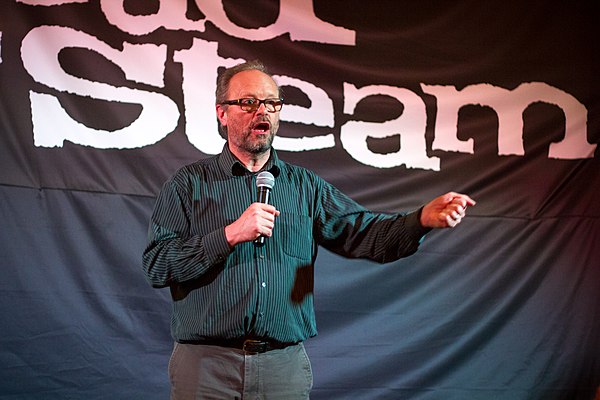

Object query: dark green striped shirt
[142,145,429,343]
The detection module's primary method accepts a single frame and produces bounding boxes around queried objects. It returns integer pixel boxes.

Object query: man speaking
[142,60,475,399]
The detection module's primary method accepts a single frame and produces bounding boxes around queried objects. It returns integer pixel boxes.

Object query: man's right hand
[225,203,280,247]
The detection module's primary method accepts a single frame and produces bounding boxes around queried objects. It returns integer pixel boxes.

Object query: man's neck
[230,146,271,173]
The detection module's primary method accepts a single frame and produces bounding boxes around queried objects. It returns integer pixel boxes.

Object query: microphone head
[256,171,275,190]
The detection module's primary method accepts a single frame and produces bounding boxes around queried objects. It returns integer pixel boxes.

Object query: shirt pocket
[279,212,313,260]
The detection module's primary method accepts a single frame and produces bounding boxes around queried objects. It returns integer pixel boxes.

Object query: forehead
[228,70,279,98]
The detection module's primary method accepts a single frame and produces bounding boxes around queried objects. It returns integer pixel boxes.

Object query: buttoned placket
[255,244,268,322]
[252,173,269,325]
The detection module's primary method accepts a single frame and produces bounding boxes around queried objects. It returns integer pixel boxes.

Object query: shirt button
[259,254,264,259]
[261,282,267,288]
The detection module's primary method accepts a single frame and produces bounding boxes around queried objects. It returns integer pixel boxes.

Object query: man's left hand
[420,192,476,228]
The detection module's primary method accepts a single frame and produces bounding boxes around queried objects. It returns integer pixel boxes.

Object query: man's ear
[216,104,227,126]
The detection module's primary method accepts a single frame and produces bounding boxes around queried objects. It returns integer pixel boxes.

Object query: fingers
[440,192,475,228]
[445,213,459,228]
[258,213,276,237]
[253,203,280,217]
[447,192,476,207]
[225,203,280,246]
[249,203,279,237]
[448,202,466,218]
[443,208,464,227]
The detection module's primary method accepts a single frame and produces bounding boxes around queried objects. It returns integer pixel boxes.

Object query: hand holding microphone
[224,171,278,247]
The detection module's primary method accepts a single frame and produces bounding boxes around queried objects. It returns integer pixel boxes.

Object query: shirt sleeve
[142,174,231,288]
[314,177,430,263]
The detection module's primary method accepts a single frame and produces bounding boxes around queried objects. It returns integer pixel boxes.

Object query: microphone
[254,171,275,247]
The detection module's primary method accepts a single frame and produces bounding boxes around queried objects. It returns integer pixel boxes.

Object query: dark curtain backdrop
[1,1,599,399]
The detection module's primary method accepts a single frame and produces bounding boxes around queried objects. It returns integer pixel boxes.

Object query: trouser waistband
[177,338,299,354]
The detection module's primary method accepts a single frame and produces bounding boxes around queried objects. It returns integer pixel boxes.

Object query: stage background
[1,1,598,399]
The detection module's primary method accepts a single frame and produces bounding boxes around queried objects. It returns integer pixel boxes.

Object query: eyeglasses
[220,98,284,113]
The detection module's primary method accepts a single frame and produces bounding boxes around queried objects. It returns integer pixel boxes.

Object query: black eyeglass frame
[220,98,284,113]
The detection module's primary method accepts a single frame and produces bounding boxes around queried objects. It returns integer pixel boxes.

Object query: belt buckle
[243,339,267,354]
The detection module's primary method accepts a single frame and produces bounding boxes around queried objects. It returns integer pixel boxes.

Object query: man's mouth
[252,121,271,135]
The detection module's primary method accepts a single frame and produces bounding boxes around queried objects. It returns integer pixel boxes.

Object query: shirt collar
[218,143,281,178]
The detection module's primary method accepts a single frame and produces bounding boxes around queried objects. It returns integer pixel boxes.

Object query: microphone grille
[256,171,275,189]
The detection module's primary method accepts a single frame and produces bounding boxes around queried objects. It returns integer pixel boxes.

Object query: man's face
[217,70,280,157]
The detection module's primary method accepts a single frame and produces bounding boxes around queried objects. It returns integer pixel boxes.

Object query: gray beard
[242,131,275,155]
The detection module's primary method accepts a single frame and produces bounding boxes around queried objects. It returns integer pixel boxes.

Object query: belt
[178,338,299,354]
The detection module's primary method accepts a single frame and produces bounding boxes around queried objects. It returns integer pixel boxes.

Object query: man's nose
[255,102,267,115]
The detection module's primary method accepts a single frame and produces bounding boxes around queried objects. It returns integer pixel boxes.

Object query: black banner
[1,1,598,399]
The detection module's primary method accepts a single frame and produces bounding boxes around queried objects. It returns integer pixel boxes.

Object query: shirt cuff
[405,207,432,242]
[202,228,232,265]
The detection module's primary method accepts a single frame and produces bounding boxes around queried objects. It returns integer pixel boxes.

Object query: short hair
[215,60,277,104]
